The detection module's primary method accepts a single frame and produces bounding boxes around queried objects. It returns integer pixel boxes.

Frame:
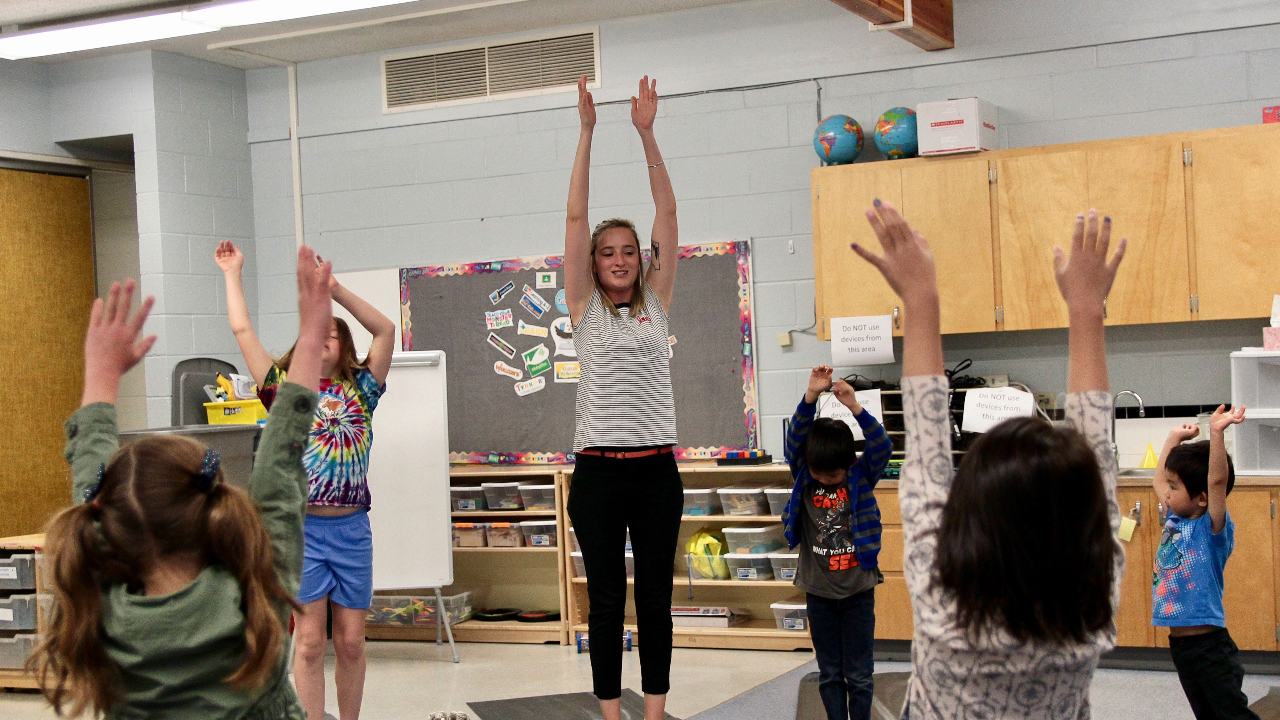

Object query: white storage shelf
[1230,418,1280,475]
[1230,351,1280,412]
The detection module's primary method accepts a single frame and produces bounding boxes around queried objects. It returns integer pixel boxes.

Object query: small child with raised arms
[30,245,334,719]
[1153,404,1257,720]
[780,364,893,720]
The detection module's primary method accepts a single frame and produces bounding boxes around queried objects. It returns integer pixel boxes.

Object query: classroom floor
[0,641,1275,719]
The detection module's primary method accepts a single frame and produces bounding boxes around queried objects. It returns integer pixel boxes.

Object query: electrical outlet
[777,331,793,347]
[787,239,795,254]
[981,374,1009,388]
[1034,393,1057,411]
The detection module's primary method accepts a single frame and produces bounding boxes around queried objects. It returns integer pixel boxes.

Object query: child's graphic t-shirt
[260,365,385,507]
[796,482,881,600]
[1152,509,1234,627]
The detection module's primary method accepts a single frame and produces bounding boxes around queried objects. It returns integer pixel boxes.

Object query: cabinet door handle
[893,306,900,329]
[1129,501,1142,527]
[1103,297,1108,319]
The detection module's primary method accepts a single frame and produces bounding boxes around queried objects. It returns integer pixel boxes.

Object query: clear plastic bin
[568,526,629,552]
[366,592,473,626]
[452,523,489,548]
[724,525,785,554]
[0,594,38,631]
[682,553,730,580]
[717,488,768,516]
[683,488,722,516]
[518,485,557,510]
[0,633,37,669]
[486,523,525,548]
[0,554,36,591]
[521,520,558,547]
[764,488,792,516]
[481,482,526,510]
[769,553,799,582]
[414,591,473,626]
[771,601,808,631]
[726,554,774,581]
[450,487,487,512]
[571,552,634,579]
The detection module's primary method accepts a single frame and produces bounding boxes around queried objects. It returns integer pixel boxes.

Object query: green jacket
[63,382,318,720]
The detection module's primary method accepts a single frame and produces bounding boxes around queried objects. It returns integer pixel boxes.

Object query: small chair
[170,357,238,426]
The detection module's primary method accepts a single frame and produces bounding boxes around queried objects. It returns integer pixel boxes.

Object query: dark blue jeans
[807,589,876,720]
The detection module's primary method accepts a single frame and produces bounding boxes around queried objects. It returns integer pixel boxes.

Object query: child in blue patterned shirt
[781,364,892,720]
[1152,403,1255,720]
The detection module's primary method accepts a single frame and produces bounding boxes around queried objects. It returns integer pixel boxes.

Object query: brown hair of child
[29,435,299,716]
[278,316,367,385]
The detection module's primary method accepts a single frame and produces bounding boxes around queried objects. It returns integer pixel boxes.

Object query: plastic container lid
[768,552,799,559]
[520,484,556,490]
[723,527,778,534]
[450,487,484,493]
[570,551,633,558]
[520,520,557,527]
[481,482,522,488]
[453,522,489,528]
[770,602,807,610]
[764,488,791,495]
[717,487,764,494]
[684,487,716,494]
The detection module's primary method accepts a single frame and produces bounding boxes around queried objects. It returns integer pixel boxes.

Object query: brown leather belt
[576,446,674,459]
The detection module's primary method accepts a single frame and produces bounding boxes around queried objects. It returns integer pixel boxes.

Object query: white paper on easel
[962,387,1035,433]
[830,316,895,367]
[818,389,883,441]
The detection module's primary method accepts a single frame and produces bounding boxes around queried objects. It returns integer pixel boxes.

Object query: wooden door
[1114,489,1156,647]
[996,150,1088,330]
[0,169,95,537]
[1189,128,1280,320]
[1221,489,1276,650]
[1086,140,1192,326]
[812,164,903,340]
[900,158,997,335]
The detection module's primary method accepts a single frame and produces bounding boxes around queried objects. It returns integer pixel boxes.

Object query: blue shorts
[299,509,373,609]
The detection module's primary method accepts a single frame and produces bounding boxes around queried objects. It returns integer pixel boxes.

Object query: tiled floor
[1,641,1275,719]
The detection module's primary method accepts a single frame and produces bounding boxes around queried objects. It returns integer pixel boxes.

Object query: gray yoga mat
[468,688,679,720]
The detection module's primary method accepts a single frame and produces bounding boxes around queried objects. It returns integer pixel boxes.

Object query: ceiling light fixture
[183,0,424,28]
[0,12,217,60]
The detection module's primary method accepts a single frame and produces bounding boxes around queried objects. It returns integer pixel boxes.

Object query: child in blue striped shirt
[781,364,893,720]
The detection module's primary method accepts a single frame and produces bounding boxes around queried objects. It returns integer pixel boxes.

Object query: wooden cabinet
[1220,489,1277,650]
[1114,488,1156,647]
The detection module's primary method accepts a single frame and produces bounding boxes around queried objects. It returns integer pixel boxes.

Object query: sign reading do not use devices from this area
[830,316,894,367]
[961,387,1036,433]
[818,389,883,441]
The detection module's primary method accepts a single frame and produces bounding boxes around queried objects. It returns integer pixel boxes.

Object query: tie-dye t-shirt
[1152,509,1234,627]
[259,365,385,507]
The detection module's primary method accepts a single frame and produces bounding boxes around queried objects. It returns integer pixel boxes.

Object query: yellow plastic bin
[204,399,267,425]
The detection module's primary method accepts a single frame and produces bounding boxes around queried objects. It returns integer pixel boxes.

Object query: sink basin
[1117,468,1156,477]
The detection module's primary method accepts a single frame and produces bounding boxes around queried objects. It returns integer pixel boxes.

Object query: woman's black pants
[568,451,683,700]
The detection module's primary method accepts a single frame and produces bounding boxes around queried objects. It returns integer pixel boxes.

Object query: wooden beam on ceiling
[827,0,954,51]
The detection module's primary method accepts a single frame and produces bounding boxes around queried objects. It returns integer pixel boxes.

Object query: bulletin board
[400,242,759,463]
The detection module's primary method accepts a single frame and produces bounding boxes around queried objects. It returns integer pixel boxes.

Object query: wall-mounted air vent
[383,28,599,112]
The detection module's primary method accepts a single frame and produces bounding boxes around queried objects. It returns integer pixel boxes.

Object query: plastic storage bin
[717,488,768,516]
[521,520,558,547]
[771,601,808,631]
[450,486,488,512]
[203,398,267,425]
[764,488,791,516]
[0,633,37,669]
[414,591,473,626]
[682,553,730,580]
[769,553,799,581]
[518,485,557,510]
[683,488,722,516]
[481,482,525,510]
[366,595,421,626]
[0,593,38,630]
[571,552,634,578]
[726,554,774,581]
[724,525,785,554]
[568,526,630,552]
[0,554,36,591]
[486,523,525,548]
[452,523,489,548]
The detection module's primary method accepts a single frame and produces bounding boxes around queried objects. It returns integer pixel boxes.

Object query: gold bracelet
[647,161,665,168]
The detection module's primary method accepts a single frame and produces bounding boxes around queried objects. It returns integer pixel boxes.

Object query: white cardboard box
[917,98,998,156]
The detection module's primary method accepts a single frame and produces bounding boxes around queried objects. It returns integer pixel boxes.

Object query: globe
[813,115,864,165]
[874,107,918,160]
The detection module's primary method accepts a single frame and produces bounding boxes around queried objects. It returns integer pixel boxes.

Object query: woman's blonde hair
[29,435,299,717]
[590,217,646,316]
[278,316,367,384]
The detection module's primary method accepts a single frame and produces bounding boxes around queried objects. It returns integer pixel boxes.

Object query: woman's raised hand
[852,200,938,305]
[1053,210,1126,316]
[632,75,657,132]
[214,240,244,275]
[577,75,596,131]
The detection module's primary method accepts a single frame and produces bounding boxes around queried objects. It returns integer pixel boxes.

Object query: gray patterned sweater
[899,376,1123,719]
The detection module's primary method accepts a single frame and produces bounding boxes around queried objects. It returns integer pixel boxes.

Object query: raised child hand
[297,246,333,342]
[832,379,863,414]
[1209,404,1246,434]
[1167,424,1199,444]
[577,75,596,131]
[214,240,244,275]
[631,75,657,132]
[805,365,834,402]
[1053,210,1126,315]
[82,279,156,405]
[852,200,938,305]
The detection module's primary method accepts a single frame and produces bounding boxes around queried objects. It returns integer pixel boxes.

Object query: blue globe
[874,107,918,160]
[813,115,864,165]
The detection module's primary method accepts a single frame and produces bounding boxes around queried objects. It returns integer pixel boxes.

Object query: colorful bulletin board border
[402,242,759,464]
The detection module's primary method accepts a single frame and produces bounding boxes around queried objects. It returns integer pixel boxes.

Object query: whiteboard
[333,268,403,353]
[367,351,452,590]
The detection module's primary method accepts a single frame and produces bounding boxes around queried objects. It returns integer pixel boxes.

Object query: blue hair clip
[196,449,221,492]
[84,464,105,505]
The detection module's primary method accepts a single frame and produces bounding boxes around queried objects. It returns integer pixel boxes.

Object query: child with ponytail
[30,245,335,719]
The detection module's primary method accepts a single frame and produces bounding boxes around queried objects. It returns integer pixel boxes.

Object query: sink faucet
[1111,390,1145,466]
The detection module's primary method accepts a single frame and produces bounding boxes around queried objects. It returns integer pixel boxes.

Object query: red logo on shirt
[638,316,651,325]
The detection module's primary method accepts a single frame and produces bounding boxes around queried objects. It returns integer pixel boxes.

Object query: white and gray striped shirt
[572,286,678,452]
